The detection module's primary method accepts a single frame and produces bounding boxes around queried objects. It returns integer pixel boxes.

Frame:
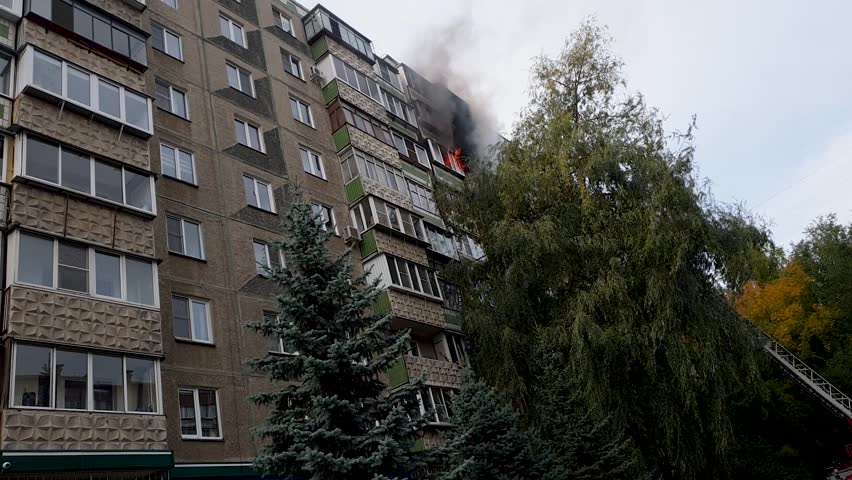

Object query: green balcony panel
[445,311,463,329]
[323,79,340,105]
[332,124,351,151]
[373,290,391,316]
[345,177,364,203]
[387,358,409,389]
[401,162,430,185]
[433,166,464,188]
[412,437,425,452]
[311,36,329,61]
[360,229,377,258]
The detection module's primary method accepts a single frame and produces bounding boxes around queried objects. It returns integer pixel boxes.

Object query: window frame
[311,203,337,235]
[159,143,196,185]
[243,175,276,213]
[0,50,15,98]
[166,215,206,260]
[160,0,177,8]
[20,133,156,214]
[273,9,294,36]
[407,179,437,214]
[378,254,442,300]
[253,240,284,276]
[289,97,314,127]
[12,231,159,307]
[155,79,189,120]
[300,146,325,180]
[151,22,184,61]
[171,295,213,344]
[9,342,162,414]
[22,47,152,134]
[225,62,255,97]
[219,14,247,48]
[178,387,222,440]
[285,53,304,80]
[234,118,265,152]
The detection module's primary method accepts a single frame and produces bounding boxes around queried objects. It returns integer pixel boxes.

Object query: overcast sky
[318,0,852,249]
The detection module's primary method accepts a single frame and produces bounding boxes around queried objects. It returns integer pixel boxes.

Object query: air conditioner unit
[309,66,323,84]
[343,226,361,244]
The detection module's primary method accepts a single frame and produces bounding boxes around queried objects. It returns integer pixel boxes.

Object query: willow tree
[438,22,773,479]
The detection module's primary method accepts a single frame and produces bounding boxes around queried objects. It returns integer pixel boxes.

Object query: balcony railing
[387,354,463,390]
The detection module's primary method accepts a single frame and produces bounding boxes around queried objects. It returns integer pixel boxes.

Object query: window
[155,80,189,119]
[226,63,254,97]
[172,295,211,343]
[408,341,420,357]
[311,203,336,234]
[0,52,12,97]
[151,22,183,60]
[219,15,246,47]
[160,144,196,184]
[27,48,151,133]
[407,180,437,213]
[300,147,325,179]
[330,55,382,104]
[340,150,406,195]
[440,279,463,312]
[243,175,275,212]
[284,53,303,79]
[391,132,430,168]
[161,0,177,7]
[16,232,157,306]
[378,62,402,91]
[456,234,485,259]
[273,9,293,35]
[179,388,221,439]
[329,103,394,146]
[253,241,282,275]
[12,343,160,413]
[290,98,313,126]
[427,225,458,259]
[303,9,374,60]
[29,1,147,66]
[234,118,264,152]
[265,312,298,355]
[421,387,454,424]
[166,216,204,259]
[382,255,441,299]
[382,91,418,127]
[369,197,426,240]
[445,333,466,364]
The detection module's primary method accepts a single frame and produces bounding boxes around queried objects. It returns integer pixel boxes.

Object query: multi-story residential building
[0,1,481,478]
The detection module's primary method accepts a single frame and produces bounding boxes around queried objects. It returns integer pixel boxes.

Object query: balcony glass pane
[55,349,88,410]
[19,233,54,287]
[126,357,157,413]
[13,345,52,408]
[92,354,124,411]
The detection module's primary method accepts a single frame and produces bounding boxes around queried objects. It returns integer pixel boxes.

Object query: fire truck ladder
[763,334,852,420]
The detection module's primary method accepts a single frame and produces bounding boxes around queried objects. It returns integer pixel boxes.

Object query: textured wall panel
[114,212,156,257]
[337,81,387,125]
[388,290,444,328]
[20,21,145,91]
[14,96,150,171]
[10,183,66,236]
[374,231,428,264]
[348,126,404,168]
[11,184,155,255]
[7,287,163,354]
[361,179,413,211]
[404,355,463,388]
[65,198,115,248]
[1,410,168,450]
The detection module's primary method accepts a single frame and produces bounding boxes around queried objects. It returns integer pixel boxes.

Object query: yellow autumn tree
[736,261,840,362]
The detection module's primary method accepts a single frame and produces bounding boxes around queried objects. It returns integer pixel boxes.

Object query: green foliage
[244,201,425,480]
[435,373,564,480]
[534,352,647,480]
[437,21,773,479]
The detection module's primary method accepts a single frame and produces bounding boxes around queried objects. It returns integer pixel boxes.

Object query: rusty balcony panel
[6,286,163,355]
[404,354,463,389]
[1,410,168,450]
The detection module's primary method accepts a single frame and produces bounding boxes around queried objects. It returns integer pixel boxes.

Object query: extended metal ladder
[762,334,852,419]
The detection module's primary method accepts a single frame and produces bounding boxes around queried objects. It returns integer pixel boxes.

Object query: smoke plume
[405,16,502,164]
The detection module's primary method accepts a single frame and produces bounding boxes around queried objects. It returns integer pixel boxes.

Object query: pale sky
[318,0,852,249]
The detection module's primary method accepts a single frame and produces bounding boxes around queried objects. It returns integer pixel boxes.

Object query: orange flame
[444,147,465,173]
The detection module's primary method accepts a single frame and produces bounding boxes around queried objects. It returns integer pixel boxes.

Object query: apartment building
[0,0,478,478]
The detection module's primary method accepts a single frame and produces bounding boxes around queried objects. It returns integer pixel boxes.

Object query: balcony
[1,410,167,450]
[304,6,375,63]
[388,355,463,390]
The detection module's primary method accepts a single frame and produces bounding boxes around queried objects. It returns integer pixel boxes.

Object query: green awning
[0,450,174,473]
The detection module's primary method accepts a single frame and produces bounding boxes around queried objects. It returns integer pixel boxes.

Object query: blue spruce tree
[245,201,424,480]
